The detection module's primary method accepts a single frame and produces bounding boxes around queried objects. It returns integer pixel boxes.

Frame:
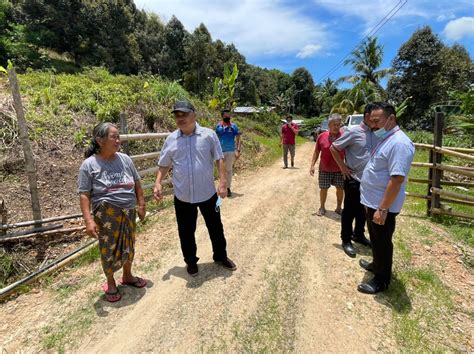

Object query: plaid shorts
[318,171,344,189]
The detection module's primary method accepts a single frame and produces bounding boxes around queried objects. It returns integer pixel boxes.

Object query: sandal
[102,283,122,302]
[120,276,147,288]
[335,208,342,215]
[316,207,326,216]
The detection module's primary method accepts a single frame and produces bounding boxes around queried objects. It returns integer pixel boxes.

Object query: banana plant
[209,63,239,110]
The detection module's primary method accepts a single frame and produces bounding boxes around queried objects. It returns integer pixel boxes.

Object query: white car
[344,114,364,130]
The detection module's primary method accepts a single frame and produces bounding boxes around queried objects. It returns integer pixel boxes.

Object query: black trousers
[340,178,366,243]
[174,193,228,265]
[365,207,398,286]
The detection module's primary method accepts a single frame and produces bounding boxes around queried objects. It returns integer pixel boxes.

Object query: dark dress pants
[341,178,366,243]
[174,193,228,265]
[365,207,398,286]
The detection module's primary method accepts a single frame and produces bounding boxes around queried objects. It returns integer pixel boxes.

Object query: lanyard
[370,127,400,158]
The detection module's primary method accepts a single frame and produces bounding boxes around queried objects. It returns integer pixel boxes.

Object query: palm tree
[339,37,392,96]
[314,78,338,113]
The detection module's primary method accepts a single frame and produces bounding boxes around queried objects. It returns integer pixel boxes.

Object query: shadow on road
[375,276,412,314]
[162,262,234,289]
[93,279,154,317]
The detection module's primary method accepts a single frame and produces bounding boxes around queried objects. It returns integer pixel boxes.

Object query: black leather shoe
[352,234,371,247]
[215,258,237,271]
[359,259,374,272]
[342,242,356,258]
[187,264,199,277]
[357,278,387,294]
[227,188,232,197]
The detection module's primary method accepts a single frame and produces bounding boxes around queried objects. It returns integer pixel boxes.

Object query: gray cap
[171,100,195,113]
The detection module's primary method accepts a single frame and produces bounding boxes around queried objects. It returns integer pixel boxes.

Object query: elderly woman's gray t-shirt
[78,152,140,210]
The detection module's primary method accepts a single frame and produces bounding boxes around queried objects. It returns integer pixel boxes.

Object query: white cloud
[133,0,330,58]
[296,44,323,58]
[443,17,474,40]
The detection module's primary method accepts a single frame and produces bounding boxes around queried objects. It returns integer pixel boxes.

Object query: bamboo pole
[130,151,161,162]
[414,143,474,154]
[138,166,160,178]
[436,164,474,178]
[408,178,474,187]
[0,239,97,300]
[119,112,130,155]
[0,213,83,231]
[440,197,474,207]
[406,192,431,200]
[8,67,42,226]
[431,208,474,220]
[0,226,85,243]
[120,132,170,142]
[431,187,474,202]
[433,146,474,162]
[411,162,474,171]
[0,199,7,236]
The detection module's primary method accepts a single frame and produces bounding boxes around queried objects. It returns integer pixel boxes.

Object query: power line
[317,0,407,84]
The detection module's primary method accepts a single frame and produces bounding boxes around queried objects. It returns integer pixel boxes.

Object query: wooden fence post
[427,111,444,216]
[119,112,130,155]
[7,67,42,226]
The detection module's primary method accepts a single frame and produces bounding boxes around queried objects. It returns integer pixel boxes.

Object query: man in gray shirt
[153,100,237,277]
[330,104,378,258]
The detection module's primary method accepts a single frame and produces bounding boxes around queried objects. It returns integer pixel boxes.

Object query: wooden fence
[406,112,474,220]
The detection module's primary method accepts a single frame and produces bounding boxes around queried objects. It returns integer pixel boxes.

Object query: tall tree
[159,16,188,80]
[341,36,391,97]
[183,23,216,97]
[388,26,445,128]
[291,67,317,116]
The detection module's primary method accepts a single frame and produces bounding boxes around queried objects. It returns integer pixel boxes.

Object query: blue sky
[134,0,474,86]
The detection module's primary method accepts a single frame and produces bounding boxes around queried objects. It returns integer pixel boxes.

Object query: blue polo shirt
[158,123,224,204]
[215,122,240,152]
[360,126,415,213]
[332,122,379,181]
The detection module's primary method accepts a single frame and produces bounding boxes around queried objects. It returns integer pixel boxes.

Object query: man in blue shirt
[153,100,237,277]
[358,102,415,294]
[330,104,377,258]
[215,110,241,197]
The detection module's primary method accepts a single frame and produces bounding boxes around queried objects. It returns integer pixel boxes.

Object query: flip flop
[120,276,147,288]
[101,283,122,302]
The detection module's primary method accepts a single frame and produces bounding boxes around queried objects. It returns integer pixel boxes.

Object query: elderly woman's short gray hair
[328,113,342,124]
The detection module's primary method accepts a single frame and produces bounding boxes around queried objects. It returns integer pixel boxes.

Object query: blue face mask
[374,127,388,139]
[215,196,222,212]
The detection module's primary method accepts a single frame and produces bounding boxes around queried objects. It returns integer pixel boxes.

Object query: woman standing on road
[78,122,147,302]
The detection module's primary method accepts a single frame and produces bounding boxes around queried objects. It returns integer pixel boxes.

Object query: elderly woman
[78,122,146,302]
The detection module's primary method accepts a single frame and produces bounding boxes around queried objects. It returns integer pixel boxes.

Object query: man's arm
[309,146,320,176]
[216,159,227,198]
[330,145,352,179]
[235,134,241,159]
[153,166,171,201]
[372,175,405,224]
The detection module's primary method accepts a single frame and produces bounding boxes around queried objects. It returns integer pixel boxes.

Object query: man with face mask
[215,109,241,197]
[358,102,415,294]
[281,115,299,168]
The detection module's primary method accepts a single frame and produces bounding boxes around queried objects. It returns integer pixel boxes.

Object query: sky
[134,0,474,86]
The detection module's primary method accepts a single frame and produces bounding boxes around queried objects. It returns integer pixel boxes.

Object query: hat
[171,100,195,113]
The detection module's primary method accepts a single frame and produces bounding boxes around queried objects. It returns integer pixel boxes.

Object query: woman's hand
[138,205,146,221]
[85,220,98,238]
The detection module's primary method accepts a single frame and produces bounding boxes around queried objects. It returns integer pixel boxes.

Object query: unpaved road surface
[2,142,399,352]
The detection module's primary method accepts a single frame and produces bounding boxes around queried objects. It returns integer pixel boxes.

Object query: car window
[351,115,363,125]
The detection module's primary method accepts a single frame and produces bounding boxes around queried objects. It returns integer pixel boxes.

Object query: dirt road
[2,142,398,352]
[83,142,394,352]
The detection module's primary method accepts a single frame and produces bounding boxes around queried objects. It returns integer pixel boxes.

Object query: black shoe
[215,257,237,271]
[291,161,294,167]
[357,278,387,294]
[187,264,199,277]
[283,166,288,169]
[342,242,356,258]
[359,259,374,272]
[227,188,232,197]
[352,234,371,247]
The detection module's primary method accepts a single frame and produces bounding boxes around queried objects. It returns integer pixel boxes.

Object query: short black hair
[221,109,231,117]
[370,101,396,118]
[286,115,293,119]
[363,103,373,116]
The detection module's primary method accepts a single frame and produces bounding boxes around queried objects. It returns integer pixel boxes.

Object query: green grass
[386,268,456,352]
